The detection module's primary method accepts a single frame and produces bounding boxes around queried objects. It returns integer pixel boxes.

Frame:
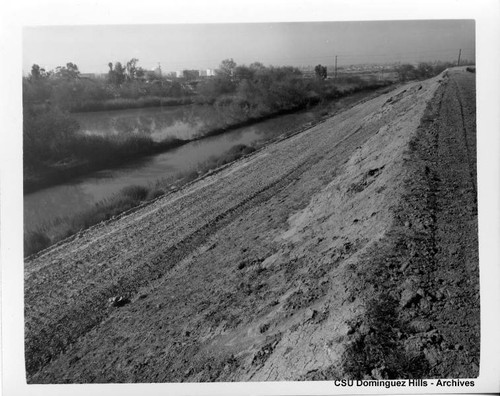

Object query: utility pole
[457,49,462,67]
[158,62,163,107]
[334,55,338,79]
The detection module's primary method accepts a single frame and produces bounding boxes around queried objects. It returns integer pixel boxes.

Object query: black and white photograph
[1,0,500,394]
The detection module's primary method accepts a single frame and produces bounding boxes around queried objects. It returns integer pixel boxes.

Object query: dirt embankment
[25,69,478,383]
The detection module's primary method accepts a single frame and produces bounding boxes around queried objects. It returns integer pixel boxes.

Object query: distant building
[198,69,216,78]
[80,73,107,79]
[176,70,184,78]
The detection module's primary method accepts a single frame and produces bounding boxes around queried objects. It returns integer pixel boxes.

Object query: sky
[23,20,475,74]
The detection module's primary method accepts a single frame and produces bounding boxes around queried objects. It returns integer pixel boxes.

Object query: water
[24,104,325,232]
[73,104,226,141]
[24,85,388,234]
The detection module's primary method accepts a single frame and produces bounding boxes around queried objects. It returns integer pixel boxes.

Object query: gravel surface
[25,68,478,382]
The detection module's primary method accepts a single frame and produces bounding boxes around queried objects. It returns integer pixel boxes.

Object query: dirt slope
[25,68,478,383]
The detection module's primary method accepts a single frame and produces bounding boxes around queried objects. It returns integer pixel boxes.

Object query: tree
[182,69,200,80]
[107,62,115,84]
[126,58,144,81]
[114,62,126,84]
[396,64,417,82]
[54,62,80,79]
[249,62,265,71]
[416,62,434,79]
[314,64,327,80]
[144,70,158,82]
[107,61,126,85]
[25,65,52,104]
[217,58,237,79]
[234,65,255,82]
[135,67,145,80]
[30,64,49,81]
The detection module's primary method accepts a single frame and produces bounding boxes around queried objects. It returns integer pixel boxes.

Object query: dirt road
[25,68,478,382]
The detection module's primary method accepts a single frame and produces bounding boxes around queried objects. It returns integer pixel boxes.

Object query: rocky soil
[24,68,478,383]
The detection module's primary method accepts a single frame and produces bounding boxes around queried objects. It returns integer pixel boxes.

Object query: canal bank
[24,86,395,256]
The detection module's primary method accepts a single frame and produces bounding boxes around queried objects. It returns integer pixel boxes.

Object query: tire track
[26,78,438,382]
[26,114,376,378]
[338,69,479,380]
[25,151,326,376]
[451,76,477,199]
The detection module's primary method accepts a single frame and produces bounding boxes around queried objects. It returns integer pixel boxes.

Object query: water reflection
[74,104,228,142]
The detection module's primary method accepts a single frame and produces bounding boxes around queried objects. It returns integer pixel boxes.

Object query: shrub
[397,61,456,82]
[215,145,256,167]
[396,64,418,82]
[23,107,80,170]
[73,96,193,112]
[343,294,429,379]
[121,185,149,201]
[148,188,165,200]
[24,231,51,257]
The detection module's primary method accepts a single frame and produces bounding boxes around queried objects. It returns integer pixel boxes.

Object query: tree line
[23,59,192,112]
[395,61,458,82]
[23,57,393,193]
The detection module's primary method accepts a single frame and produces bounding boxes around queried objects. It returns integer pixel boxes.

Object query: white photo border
[1,0,499,394]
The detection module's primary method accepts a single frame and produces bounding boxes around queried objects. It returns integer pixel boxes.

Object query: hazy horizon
[23,20,475,74]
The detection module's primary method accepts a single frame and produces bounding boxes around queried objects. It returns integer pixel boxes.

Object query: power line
[41,46,475,68]
[26,46,476,74]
